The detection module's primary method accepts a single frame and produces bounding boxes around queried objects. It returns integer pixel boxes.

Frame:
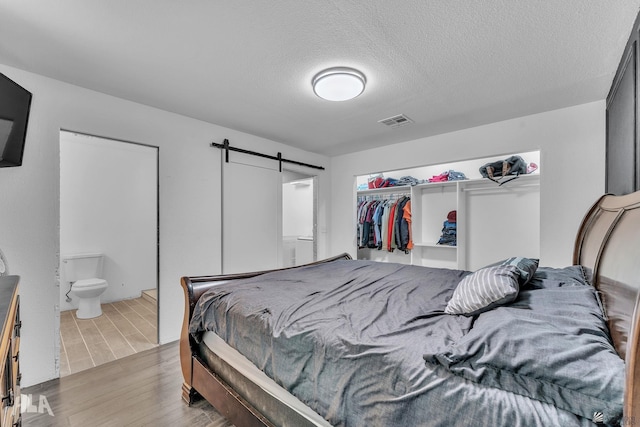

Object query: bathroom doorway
[59,131,159,376]
[281,171,317,267]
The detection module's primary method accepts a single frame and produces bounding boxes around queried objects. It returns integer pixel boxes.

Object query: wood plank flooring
[22,341,234,427]
[60,297,158,376]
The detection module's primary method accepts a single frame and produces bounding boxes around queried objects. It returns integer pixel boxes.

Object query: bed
[180,190,640,426]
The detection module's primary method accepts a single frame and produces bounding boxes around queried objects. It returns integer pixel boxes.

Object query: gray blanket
[189,260,623,426]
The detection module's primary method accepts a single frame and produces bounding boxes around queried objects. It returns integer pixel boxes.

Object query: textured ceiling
[0,1,638,156]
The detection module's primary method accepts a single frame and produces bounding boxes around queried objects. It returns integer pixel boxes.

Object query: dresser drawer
[0,277,20,427]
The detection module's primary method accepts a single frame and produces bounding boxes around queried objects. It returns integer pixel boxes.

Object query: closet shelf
[357,173,541,196]
[413,242,457,249]
[357,186,411,195]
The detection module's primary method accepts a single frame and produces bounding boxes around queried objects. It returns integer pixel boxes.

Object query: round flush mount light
[312,67,366,101]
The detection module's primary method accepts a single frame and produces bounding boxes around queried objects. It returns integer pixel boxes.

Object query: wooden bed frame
[180,191,640,426]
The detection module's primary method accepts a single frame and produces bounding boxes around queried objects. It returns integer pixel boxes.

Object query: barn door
[607,11,640,195]
[221,152,282,274]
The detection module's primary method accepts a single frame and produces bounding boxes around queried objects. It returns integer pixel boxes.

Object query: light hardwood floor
[22,341,234,427]
[60,297,158,376]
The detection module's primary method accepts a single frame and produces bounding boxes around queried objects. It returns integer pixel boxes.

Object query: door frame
[58,129,160,343]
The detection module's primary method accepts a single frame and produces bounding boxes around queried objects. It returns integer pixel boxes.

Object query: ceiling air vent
[378,114,413,129]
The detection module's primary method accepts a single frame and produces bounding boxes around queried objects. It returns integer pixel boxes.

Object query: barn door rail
[211,139,325,171]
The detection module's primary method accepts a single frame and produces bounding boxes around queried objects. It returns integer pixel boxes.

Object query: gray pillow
[486,257,538,285]
[445,265,520,316]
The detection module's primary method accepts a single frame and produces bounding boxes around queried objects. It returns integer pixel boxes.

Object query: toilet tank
[62,253,104,283]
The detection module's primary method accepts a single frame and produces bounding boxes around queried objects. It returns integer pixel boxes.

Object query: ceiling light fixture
[312,67,366,101]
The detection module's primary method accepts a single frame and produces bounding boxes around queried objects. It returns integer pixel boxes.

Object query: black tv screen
[0,73,32,167]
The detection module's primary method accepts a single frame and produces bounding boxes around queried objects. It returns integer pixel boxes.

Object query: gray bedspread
[189,260,623,427]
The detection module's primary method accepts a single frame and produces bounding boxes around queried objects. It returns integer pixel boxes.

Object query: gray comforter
[189,259,623,427]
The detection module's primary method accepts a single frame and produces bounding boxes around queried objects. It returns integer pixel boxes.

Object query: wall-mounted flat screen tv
[0,73,32,167]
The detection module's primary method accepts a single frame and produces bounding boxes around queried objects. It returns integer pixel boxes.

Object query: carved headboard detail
[573,191,640,420]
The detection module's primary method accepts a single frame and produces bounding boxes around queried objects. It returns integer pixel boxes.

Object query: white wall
[330,101,606,268]
[59,131,157,311]
[0,64,330,387]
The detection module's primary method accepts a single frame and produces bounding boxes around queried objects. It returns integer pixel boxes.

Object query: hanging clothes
[402,199,414,251]
[380,200,390,250]
[394,196,411,252]
[372,202,385,250]
[356,194,411,254]
[387,199,398,251]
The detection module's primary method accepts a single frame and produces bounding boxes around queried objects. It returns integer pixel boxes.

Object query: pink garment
[428,171,449,182]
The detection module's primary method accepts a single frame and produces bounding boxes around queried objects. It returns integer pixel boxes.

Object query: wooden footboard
[179,253,352,426]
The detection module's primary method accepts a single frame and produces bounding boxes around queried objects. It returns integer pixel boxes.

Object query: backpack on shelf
[479,155,537,185]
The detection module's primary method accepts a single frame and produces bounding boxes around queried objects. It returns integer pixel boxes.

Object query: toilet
[62,253,109,319]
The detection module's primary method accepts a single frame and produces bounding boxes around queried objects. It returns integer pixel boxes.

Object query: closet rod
[211,139,325,171]
[460,183,540,193]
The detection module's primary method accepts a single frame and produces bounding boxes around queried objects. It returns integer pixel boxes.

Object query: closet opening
[356,151,540,270]
[282,171,317,267]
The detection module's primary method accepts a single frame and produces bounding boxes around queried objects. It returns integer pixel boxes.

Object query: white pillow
[445,265,520,316]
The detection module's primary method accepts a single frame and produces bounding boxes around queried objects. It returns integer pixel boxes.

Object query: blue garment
[394,197,411,252]
[395,176,425,186]
[447,170,468,181]
[437,220,457,246]
[372,202,384,248]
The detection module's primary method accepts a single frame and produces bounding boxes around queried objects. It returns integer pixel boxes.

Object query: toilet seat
[72,278,107,290]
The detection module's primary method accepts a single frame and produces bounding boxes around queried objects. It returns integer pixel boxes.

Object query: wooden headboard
[573,190,640,421]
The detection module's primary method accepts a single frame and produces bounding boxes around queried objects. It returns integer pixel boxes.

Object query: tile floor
[59,294,158,376]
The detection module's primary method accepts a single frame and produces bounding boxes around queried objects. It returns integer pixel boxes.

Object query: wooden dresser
[0,276,20,427]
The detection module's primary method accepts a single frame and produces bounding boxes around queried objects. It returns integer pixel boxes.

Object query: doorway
[282,171,317,267]
[59,131,159,376]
